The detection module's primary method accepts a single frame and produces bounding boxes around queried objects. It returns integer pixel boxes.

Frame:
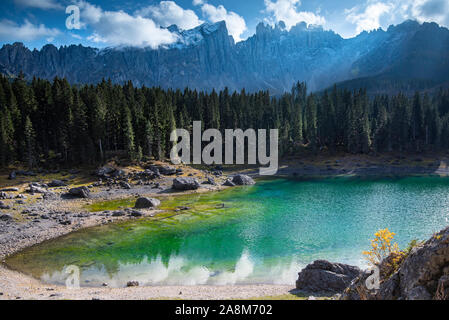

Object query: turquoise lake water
[6,177,449,287]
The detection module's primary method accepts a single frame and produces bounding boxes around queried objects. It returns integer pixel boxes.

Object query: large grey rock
[223,180,236,187]
[120,182,131,189]
[0,213,13,221]
[149,165,177,176]
[172,177,200,191]
[68,186,90,198]
[0,192,11,199]
[296,260,360,294]
[0,201,11,210]
[48,180,67,187]
[27,185,47,194]
[232,175,255,186]
[202,177,216,185]
[0,187,19,192]
[134,197,161,209]
[342,226,449,300]
[95,166,116,177]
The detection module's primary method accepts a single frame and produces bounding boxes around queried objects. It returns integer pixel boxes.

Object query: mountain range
[1,19,449,94]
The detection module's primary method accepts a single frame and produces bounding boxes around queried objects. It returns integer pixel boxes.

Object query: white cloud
[345,0,449,37]
[0,19,60,41]
[345,2,393,35]
[76,1,178,48]
[200,3,247,42]
[136,1,203,30]
[192,0,204,6]
[264,0,326,30]
[14,0,63,10]
[401,0,449,26]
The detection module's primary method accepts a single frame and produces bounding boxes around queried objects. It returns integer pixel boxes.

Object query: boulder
[172,177,200,191]
[341,226,449,300]
[120,182,131,189]
[232,174,255,186]
[43,192,58,200]
[48,180,67,187]
[0,214,13,221]
[0,187,19,192]
[149,165,177,176]
[95,166,116,177]
[112,211,125,217]
[0,201,11,210]
[126,281,139,287]
[223,180,236,187]
[68,186,90,198]
[27,185,47,194]
[202,177,216,185]
[134,197,161,209]
[127,210,144,217]
[296,260,360,294]
[112,169,126,178]
[0,213,14,221]
[0,192,12,199]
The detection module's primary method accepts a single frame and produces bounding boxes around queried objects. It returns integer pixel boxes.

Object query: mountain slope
[1,20,448,94]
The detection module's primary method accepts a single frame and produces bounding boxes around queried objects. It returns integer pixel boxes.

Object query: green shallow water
[5,177,449,287]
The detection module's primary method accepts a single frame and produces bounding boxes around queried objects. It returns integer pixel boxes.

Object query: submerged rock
[172,177,200,190]
[68,186,90,198]
[232,175,255,186]
[134,197,161,209]
[296,260,360,294]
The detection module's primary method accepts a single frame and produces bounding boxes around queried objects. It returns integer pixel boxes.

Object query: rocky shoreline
[0,162,238,260]
[0,162,264,299]
[1,157,449,300]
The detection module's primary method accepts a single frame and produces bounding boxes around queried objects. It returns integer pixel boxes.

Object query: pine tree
[24,116,35,168]
[122,107,135,159]
[305,94,318,152]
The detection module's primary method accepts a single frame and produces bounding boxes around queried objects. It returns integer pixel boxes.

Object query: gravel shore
[0,163,295,300]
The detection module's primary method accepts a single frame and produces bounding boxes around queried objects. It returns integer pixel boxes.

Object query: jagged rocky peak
[0,19,448,94]
[167,20,231,49]
[387,19,422,33]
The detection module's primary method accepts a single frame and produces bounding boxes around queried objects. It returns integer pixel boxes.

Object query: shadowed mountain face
[1,20,449,94]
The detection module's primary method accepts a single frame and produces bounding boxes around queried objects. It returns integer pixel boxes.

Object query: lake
[5,177,449,287]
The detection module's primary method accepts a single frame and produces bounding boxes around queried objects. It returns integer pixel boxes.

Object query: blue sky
[1,0,448,49]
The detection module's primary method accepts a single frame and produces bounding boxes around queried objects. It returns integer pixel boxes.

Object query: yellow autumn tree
[363,228,401,266]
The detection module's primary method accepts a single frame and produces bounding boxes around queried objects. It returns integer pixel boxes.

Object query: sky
[1,0,449,49]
